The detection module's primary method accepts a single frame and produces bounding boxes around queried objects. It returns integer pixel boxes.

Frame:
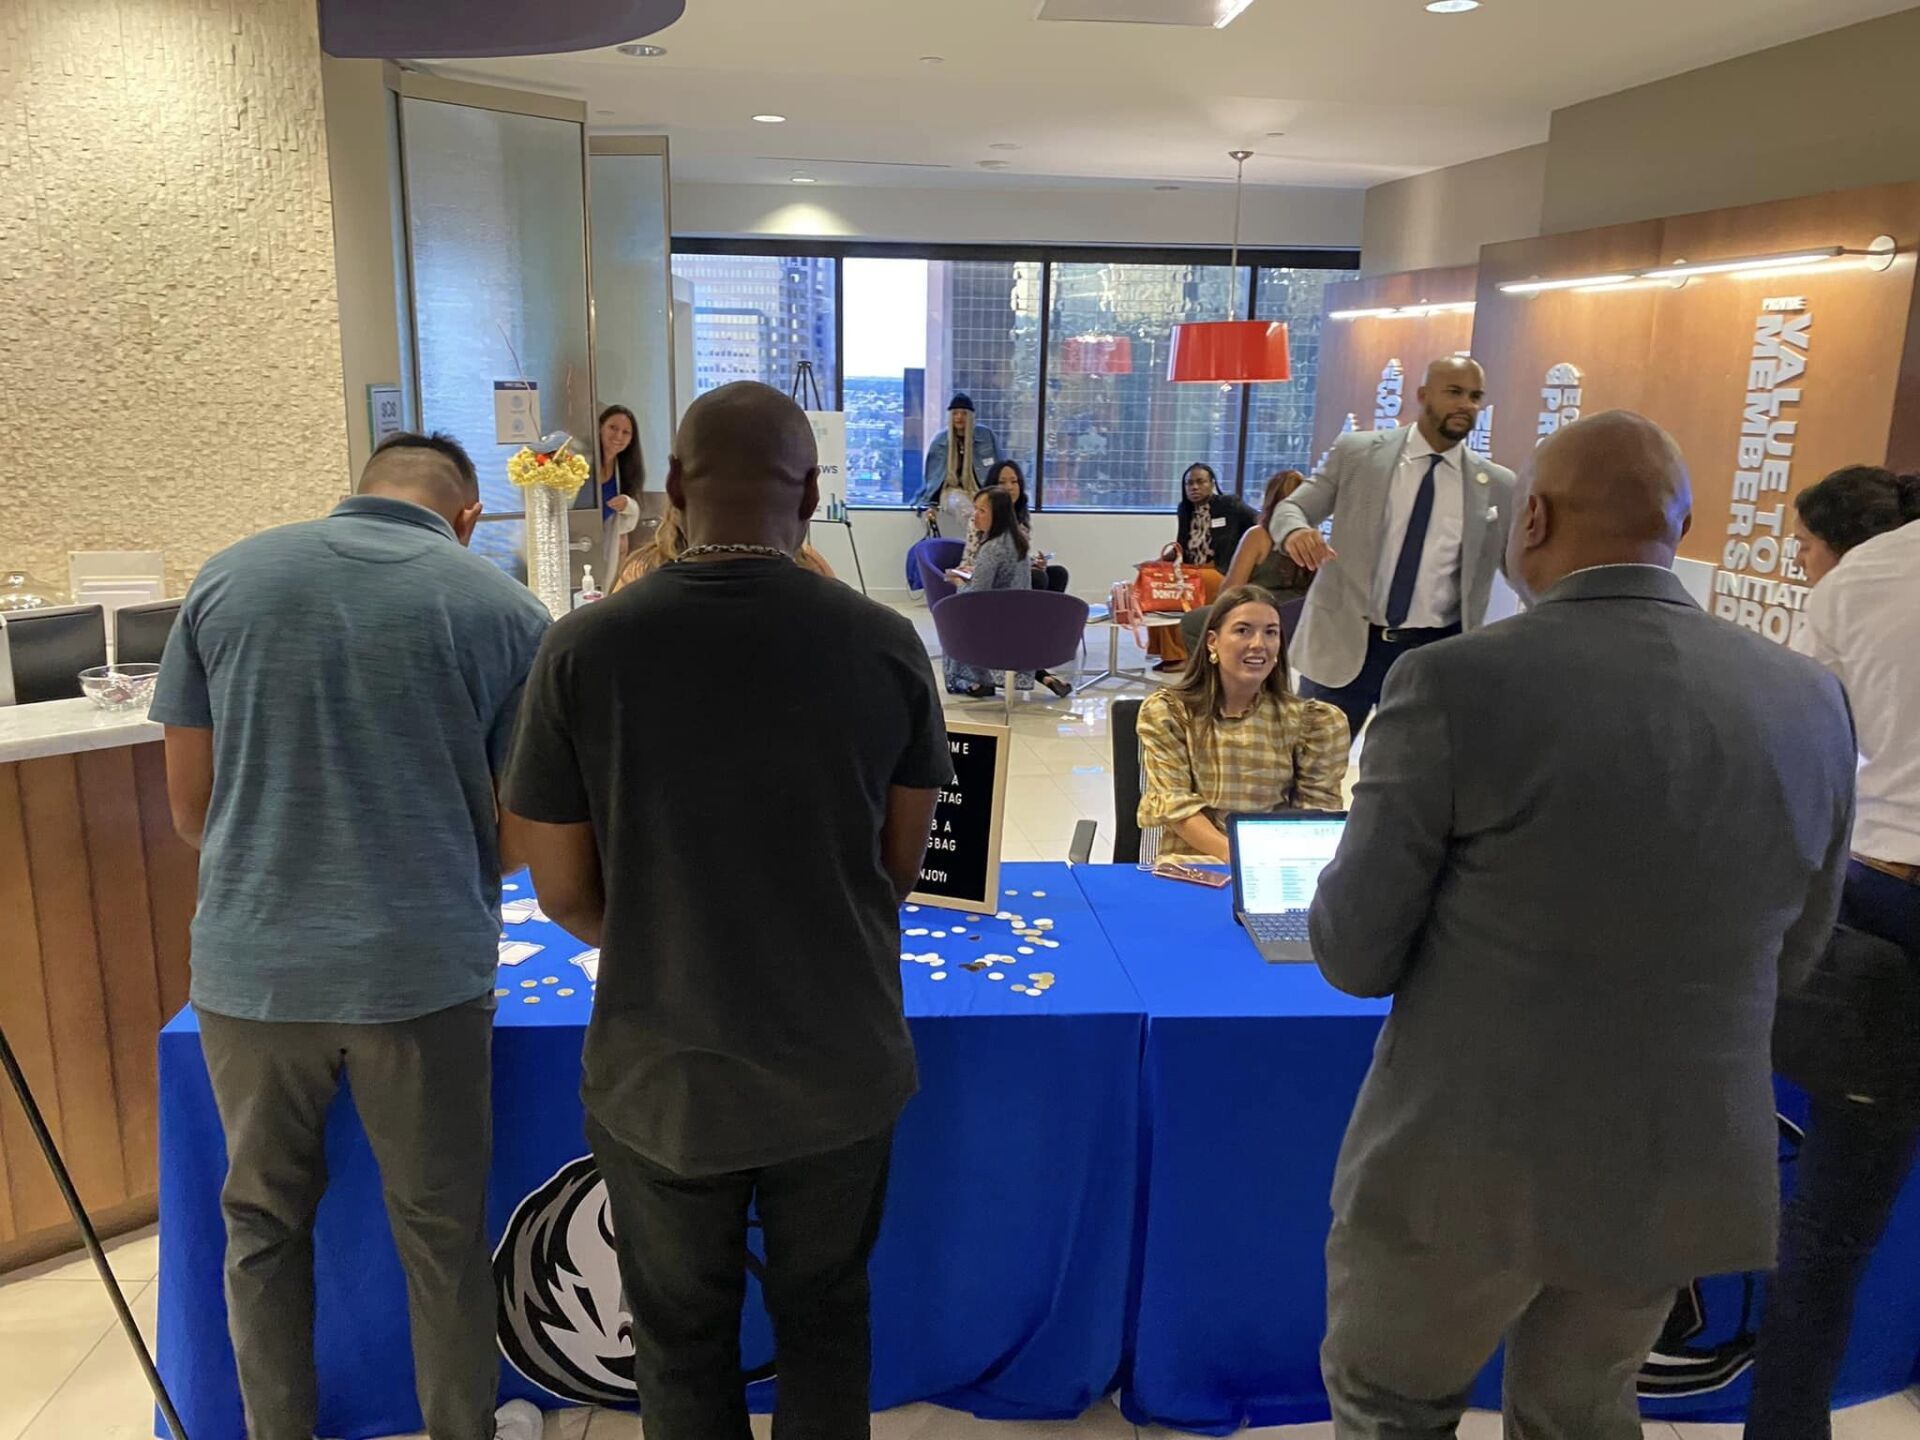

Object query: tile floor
[4,605,1916,1438]
[3,1221,1918,1440]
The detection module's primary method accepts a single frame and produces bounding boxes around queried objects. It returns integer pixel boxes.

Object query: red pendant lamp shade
[1167,320,1291,384]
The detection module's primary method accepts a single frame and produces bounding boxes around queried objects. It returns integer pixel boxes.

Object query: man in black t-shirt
[504,381,951,1440]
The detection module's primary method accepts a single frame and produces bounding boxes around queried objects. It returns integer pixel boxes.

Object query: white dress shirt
[1793,519,1920,864]
[1371,427,1466,630]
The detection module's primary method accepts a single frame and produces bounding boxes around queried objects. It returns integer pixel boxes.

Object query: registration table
[155,863,1145,1440]
[1074,865,1920,1433]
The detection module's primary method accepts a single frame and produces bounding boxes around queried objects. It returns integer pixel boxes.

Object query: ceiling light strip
[1328,302,1476,321]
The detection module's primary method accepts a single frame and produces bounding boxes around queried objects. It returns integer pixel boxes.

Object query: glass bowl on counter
[79,663,161,713]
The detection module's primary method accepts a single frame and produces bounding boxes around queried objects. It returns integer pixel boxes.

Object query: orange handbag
[1134,548,1200,615]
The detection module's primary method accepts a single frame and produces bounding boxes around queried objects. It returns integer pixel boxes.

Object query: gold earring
[1207,648,1219,664]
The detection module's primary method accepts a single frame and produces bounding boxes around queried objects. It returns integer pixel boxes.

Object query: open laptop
[1228,812,1347,963]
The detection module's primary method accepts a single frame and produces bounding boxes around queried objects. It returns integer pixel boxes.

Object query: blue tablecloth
[156,863,1145,1440]
[1073,864,1920,1433]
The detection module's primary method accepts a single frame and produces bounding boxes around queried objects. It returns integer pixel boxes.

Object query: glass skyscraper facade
[669,254,837,400]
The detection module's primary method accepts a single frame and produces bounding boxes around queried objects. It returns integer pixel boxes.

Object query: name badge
[1210,515,1227,528]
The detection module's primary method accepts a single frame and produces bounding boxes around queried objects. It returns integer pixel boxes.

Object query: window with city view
[1043,262,1249,512]
[670,247,1353,511]
[1243,266,1338,496]
[668,253,838,404]
[841,257,1043,507]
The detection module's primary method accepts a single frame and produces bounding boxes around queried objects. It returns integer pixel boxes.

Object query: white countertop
[0,697,164,764]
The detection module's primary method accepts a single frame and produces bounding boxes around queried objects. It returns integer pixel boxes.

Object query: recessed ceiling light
[989,142,1021,151]
[1265,130,1286,138]
[752,114,787,123]
[615,42,667,57]
[1424,0,1480,12]
[594,108,614,116]
[789,174,817,185]
[978,159,1012,169]
[1154,184,1181,191]
[919,55,945,65]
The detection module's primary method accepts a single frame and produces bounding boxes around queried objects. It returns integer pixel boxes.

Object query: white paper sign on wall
[368,384,404,446]
[806,411,847,506]
[494,380,541,445]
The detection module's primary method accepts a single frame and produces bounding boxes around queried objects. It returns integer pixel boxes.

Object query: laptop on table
[1228,812,1347,964]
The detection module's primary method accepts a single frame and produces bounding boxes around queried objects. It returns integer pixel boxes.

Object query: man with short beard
[1270,356,1515,738]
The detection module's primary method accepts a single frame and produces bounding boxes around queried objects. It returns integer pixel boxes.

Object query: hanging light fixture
[1168,149,1292,384]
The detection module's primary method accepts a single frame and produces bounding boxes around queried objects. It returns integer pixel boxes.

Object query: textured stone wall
[0,0,346,594]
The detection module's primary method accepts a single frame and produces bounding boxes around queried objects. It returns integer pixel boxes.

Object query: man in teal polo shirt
[152,432,550,1440]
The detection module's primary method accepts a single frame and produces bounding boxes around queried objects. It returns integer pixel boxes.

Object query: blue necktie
[1385,454,1443,629]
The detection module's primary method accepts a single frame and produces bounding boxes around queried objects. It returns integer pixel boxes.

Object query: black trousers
[587,1117,894,1440]
[1038,564,1070,593]
[1299,623,1459,739]
[1745,862,1920,1440]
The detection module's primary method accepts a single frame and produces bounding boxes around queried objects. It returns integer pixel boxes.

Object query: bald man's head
[357,432,484,543]
[666,382,821,554]
[1506,410,1693,602]
[1417,357,1487,448]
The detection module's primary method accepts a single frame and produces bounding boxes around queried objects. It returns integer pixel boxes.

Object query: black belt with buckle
[1374,623,1460,646]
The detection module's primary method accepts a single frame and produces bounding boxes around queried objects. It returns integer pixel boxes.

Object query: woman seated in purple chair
[943,488,1072,700]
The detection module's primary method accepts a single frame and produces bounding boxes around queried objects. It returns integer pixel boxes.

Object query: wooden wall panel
[0,741,196,1268]
[0,765,69,1236]
[1311,265,1479,464]
[78,747,163,1194]
[17,757,128,1212]
[1470,180,1920,646]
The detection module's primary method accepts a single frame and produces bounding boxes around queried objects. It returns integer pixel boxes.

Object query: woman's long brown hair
[1166,584,1294,733]
[1256,470,1307,530]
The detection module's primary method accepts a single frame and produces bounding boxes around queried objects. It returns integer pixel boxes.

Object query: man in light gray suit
[1272,356,1515,739]
[1311,411,1856,1440]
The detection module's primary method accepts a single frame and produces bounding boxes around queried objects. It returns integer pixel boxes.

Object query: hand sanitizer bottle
[574,565,603,609]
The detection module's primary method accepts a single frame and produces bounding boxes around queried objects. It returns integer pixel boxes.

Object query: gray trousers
[1322,1220,1673,1440]
[198,996,498,1440]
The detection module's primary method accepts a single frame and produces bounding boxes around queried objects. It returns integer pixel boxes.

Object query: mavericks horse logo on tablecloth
[494,1155,778,1405]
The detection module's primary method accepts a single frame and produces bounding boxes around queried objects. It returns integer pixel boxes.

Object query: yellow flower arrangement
[508,440,591,493]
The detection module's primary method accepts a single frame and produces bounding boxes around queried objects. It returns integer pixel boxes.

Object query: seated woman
[1179,469,1314,655]
[1137,583,1349,864]
[612,507,836,592]
[976,460,1070,593]
[1145,462,1258,672]
[944,488,1072,699]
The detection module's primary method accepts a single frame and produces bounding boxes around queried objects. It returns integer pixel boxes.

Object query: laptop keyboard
[1247,911,1311,943]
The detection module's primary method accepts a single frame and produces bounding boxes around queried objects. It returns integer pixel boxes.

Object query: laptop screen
[1234,816,1346,915]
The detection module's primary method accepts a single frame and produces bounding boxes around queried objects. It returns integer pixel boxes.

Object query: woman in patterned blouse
[1136,583,1350,864]
[1145,462,1259,672]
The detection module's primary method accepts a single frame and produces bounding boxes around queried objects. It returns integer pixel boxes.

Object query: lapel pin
[1476,471,1490,486]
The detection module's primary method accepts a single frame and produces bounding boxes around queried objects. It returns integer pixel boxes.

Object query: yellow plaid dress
[1135,687,1350,864]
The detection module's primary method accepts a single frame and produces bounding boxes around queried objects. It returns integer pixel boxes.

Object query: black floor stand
[0,1024,189,1440]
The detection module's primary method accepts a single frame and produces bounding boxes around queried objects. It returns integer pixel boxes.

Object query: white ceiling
[427,0,1919,193]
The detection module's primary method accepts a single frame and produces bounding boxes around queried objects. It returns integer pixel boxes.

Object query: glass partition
[398,88,592,577]
[589,140,674,500]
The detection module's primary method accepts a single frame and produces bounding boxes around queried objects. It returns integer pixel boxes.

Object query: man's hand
[1283,528,1338,570]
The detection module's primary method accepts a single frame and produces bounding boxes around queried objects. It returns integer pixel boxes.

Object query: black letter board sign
[909,720,1011,916]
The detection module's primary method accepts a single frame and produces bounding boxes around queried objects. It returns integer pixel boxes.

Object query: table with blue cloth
[155,862,1145,1440]
[1073,863,1920,1434]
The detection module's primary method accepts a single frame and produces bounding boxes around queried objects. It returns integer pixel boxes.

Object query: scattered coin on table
[557,988,575,997]
[1012,985,1030,994]
[904,905,921,913]
[905,927,928,936]
[524,996,540,1004]
[493,989,508,998]
[521,979,537,988]
[931,971,947,981]
[1018,946,1035,955]
[989,972,1005,981]
[1031,890,1047,898]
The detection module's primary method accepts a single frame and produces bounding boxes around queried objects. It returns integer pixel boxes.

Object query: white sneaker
[493,1398,544,1440]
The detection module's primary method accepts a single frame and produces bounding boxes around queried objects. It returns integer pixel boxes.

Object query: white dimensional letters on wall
[1537,362,1583,443]
[1373,359,1404,431]
[1714,299,1812,647]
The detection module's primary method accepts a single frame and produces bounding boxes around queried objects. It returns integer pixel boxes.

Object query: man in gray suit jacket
[1311,411,1856,1440]
[1272,357,1515,739]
